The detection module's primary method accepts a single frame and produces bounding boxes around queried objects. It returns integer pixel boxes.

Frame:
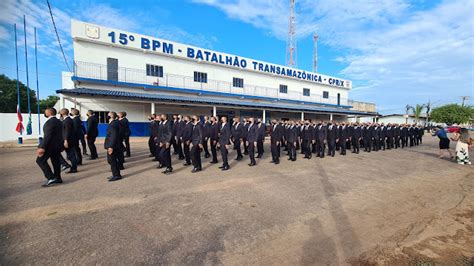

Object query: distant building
[378,114,428,125]
[56,20,377,136]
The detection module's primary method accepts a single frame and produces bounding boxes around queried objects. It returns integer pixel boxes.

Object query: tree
[0,74,38,113]
[39,95,59,113]
[411,104,425,123]
[430,104,474,125]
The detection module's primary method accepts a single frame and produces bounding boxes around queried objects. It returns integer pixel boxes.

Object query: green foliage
[430,104,474,125]
[39,95,59,113]
[412,104,425,122]
[0,74,38,113]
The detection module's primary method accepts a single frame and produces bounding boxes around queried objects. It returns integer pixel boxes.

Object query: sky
[0,0,473,114]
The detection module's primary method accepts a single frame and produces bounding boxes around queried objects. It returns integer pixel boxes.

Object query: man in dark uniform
[401,124,408,148]
[104,111,122,182]
[315,121,327,158]
[246,117,258,166]
[372,124,380,152]
[36,108,63,187]
[202,116,211,158]
[231,117,243,160]
[116,112,126,170]
[159,114,173,173]
[118,112,131,157]
[71,109,83,165]
[242,118,249,155]
[417,125,424,145]
[60,108,78,173]
[171,115,179,155]
[302,120,314,159]
[209,116,219,164]
[152,115,162,162]
[190,115,203,172]
[182,116,193,166]
[379,123,386,151]
[393,124,401,148]
[256,118,266,158]
[287,121,298,161]
[270,119,282,164]
[327,121,337,157]
[386,124,393,149]
[363,123,372,152]
[72,108,88,157]
[351,123,361,154]
[218,116,231,171]
[338,122,349,155]
[175,115,185,160]
[85,110,99,160]
[148,114,157,157]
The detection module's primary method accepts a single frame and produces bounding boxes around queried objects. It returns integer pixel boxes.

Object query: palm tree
[409,104,425,124]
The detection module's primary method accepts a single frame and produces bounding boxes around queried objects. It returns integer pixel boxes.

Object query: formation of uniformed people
[36,107,425,186]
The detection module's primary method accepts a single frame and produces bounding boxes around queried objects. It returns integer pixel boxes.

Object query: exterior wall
[378,115,427,125]
[0,113,46,142]
[71,20,350,106]
[349,100,376,113]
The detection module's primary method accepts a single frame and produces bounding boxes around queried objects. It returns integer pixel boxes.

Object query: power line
[46,0,71,72]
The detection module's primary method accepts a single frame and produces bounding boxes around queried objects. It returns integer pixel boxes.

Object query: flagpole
[34,27,42,144]
[23,15,32,136]
[14,24,23,144]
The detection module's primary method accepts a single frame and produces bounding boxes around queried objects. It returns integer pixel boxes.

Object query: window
[323,91,329,99]
[279,84,288,94]
[96,111,110,124]
[106,58,118,81]
[303,88,310,96]
[233,77,244,88]
[146,64,163,77]
[194,71,208,83]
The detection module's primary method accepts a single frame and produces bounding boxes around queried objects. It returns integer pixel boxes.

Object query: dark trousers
[303,139,312,158]
[288,141,296,160]
[372,138,379,151]
[148,136,155,155]
[340,139,347,155]
[123,135,131,156]
[80,135,87,154]
[155,144,162,162]
[183,142,191,164]
[220,144,229,167]
[176,139,184,159]
[107,150,121,177]
[203,138,210,157]
[234,140,242,158]
[36,151,61,180]
[117,144,125,167]
[87,136,98,159]
[352,138,360,153]
[65,145,78,170]
[191,145,202,169]
[248,142,256,164]
[327,141,336,156]
[171,137,178,154]
[159,145,171,168]
[364,139,371,152]
[401,136,408,148]
[380,138,386,150]
[317,140,325,157]
[243,138,248,154]
[210,139,218,162]
[257,140,264,156]
[74,142,82,164]
[419,136,423,144]
[271,140,280,162]
[394,137,400,148]
[409,136,415,147]
[312,143,317,153]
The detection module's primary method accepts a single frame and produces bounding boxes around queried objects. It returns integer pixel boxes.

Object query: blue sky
[1,0,473,114]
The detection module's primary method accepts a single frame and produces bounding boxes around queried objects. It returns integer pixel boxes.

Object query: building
[57,20,377,136]
[377,114,428,125]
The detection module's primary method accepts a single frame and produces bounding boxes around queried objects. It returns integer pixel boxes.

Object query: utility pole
[286,0,297,68]
[460,96,470,107]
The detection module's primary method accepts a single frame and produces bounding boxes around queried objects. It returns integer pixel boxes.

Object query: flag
[26,113,32,135]
[15,104,24,134]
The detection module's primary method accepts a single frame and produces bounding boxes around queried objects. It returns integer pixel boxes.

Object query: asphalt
[0,136,472,264]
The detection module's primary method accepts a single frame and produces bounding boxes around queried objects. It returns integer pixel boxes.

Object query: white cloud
[194,0,474,112]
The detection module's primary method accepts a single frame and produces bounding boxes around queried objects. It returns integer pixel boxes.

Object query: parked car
[446,126,461,133]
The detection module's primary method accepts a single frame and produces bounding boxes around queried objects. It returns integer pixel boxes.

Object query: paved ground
[0,136,473,265]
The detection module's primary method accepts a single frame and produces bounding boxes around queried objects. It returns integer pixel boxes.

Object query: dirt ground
[0,136,472,265]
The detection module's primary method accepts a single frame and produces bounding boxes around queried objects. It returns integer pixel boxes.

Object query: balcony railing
[73,61,348,107]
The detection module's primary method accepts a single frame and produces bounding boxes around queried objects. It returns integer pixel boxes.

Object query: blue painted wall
[85,122,151,137]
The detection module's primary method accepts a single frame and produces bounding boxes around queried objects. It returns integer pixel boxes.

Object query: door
[107,57,118,81]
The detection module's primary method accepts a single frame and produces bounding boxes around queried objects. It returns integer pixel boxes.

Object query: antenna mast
[286,0,297,68]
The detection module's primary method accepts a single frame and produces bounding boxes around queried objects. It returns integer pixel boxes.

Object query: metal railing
[73,61,348,106]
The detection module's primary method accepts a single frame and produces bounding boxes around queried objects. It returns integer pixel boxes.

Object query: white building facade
[57,20,377,136]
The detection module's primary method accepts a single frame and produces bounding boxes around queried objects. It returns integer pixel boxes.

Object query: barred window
[233,77,244,88]
[279,84,288,94]
[303,88,310,96]
[323,91,329,98]
[146,64,163,77]
[194,71,208,83]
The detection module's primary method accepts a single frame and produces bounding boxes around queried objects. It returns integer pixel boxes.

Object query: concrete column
[329,113,333,121]
[212,106,217,117]
[262,109,266,122]
[301,112,304,121]
[151,102,155,115]
[59,95,65,110]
